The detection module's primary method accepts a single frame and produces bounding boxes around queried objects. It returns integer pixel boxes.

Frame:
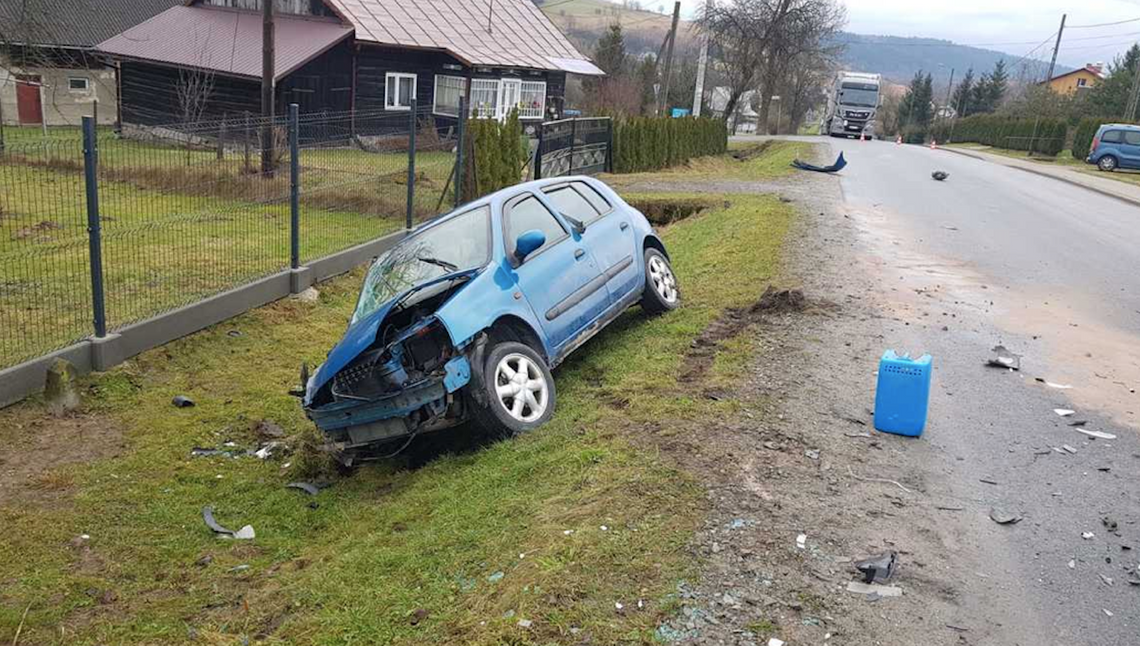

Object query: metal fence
[534,117,612,179]
[0,102,462,371]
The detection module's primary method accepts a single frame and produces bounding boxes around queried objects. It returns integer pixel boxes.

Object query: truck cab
[825,72,881,138]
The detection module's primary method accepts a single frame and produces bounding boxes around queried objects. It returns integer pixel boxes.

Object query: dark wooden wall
[355,44,463,114]
[119,60,261,125]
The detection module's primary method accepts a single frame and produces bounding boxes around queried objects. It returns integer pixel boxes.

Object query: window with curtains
[433,75,467,116]
[470,78,500,119]
[518,81,546,119]
[385,72,416,110]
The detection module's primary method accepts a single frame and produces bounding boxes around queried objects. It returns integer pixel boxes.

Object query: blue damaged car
[302,177,680,463]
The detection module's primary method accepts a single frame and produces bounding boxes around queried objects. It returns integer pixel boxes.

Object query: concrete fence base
[0,230,405,409]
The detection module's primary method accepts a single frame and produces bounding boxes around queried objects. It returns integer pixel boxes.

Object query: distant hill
[536,0,1061,87]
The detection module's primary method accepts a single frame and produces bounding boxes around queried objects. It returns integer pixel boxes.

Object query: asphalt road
[812,136,1140,644]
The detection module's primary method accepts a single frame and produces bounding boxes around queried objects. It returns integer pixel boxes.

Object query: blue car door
[1122,130,1140,169]
[541,181,640,305]
[504,192,609,352]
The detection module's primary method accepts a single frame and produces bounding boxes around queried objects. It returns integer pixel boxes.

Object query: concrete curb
[940,146,1140,209]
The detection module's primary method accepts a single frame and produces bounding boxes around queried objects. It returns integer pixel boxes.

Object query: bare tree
[695,1,767,122]
[176,66,216,129]
[755,0,845,130]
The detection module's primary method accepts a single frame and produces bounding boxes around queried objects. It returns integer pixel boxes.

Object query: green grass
[604,141,811,189]
[946,142,1140,188]
[0,190,793,645]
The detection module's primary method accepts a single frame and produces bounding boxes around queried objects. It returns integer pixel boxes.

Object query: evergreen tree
[970,73,991,114]
[1082,43,1140,118]
[952,68,975,117]
[593,22,628,76]
[985,60,1008,112]
[897,71,934,139]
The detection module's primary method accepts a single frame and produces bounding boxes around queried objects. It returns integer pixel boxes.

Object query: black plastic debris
[854,551,897,583]
[173,395,196,408]
[989,508,1023,525]
[286,482,321,496]
[1104,516,1119,532]
[792,152,846,173]
[931,171,949,181]
[985,345,1020,371]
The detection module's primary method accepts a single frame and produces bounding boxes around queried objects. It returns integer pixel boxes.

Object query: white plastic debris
[796,534,807,550]
[1104,609,1114,617]
[1054,409,1075,417]
[768,639,786,646]
[517,618,533,629]
[1045,382,1072,390]
[615,602,624,611]
[600,525,609,531]
[230,525,255,540]
[1075,428,1116,440]
[846,581,903,597]
[563,529,574,536]
[1068,559,1076,569]
[1083,532,1095,540]
[1062,445,1079,454]
[79,534,90,540]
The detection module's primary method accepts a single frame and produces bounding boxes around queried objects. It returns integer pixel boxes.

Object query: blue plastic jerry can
[873,350,932,437]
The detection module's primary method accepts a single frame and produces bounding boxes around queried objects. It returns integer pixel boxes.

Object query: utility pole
[942,68,955,122]
[1029,14,1065,157]
[261,0,276,176]
[692,0,711,116]
[1125,55,1140,121]
[659,1,681,116]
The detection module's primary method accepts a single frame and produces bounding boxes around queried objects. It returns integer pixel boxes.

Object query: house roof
[0,0,182,48]
[97,5,353,81]
[1043,64,1107,84]
[323,0,603,74]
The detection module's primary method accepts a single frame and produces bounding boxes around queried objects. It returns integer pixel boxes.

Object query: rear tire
[470,341,555,437]
[641,249,680,315]
[1098,155,1118,172]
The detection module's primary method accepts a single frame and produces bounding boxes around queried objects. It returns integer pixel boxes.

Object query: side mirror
[514,229,546,262]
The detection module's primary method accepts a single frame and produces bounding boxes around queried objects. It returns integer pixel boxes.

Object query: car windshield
[351,206,491,324]
[840,84,879,108]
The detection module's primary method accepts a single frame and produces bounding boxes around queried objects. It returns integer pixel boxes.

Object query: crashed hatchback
[302,177,679,462]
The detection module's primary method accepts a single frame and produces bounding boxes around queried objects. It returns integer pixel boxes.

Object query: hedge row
[613,117,727,174]
[463,109,529,201]
[1070,118,1140,160]
[929,115,1068,155]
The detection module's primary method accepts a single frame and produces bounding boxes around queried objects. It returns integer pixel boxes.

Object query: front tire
[471,341,555,437]
[641,248,680,315]
[1098,155,1118,172]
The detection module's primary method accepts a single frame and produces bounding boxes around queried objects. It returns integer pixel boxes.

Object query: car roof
[1099,123,1140,131]
[411,176,607,235]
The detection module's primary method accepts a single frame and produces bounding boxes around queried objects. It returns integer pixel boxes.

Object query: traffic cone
[930,139,938,150]
[860,131,866,142]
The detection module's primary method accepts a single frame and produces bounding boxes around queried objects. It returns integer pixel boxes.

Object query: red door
[16,75,43,125]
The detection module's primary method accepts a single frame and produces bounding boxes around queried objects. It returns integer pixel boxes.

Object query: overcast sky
[672,0,1140,67]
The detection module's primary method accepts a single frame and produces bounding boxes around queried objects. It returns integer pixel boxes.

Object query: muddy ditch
[625,196,728,226]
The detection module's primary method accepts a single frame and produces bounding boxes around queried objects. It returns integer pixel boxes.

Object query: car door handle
[574,248,586,260]
[620,222,629,231]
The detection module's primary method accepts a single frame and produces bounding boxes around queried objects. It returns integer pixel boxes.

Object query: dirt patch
[625,196,727,225]
[11,219,62,241]
[680,287,808,383]
[0,413,126,506]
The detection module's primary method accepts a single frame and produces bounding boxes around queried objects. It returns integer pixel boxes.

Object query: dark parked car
[302,177,679,464]
[1086,123,1140,171]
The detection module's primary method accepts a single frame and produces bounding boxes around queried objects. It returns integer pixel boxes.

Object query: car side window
[1124,131,1140,146]
[543,184,602,225]
[572,181,612,215]
[505,195,568,260]
[1102,130,1124,143]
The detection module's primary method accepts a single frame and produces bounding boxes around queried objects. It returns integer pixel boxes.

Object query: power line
[1068,16,1140,29]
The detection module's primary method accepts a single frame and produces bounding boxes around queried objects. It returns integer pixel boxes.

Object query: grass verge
[604,140,811,188]
[946,142,1140,188]
[0,191,793,644]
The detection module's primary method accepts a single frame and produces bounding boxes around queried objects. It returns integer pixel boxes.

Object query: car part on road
[986,345,1020,370]
[792,152,847,173]
[1076,428,1117,440]
[989,508,1023,525]
[931,171,949,181]
[854,551,898,583]
[1054,408,1075,417]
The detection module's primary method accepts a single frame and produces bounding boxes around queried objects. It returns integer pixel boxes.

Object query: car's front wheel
[641,248,680,314]
[471,341,555,437]
[1098,155,1119,171]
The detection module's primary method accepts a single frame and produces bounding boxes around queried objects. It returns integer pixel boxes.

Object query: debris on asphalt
[1083,532,1096,540]
[931,170,949,181]
[979,478,1000,485]
[796,534,807,550]
[285,482,321,496]
[1045,381,1073,389]
[985,345,1020,370]
[1070,420,1088,427]
[1104,609,1114,617]
[845,431,873,438]
[1068,559,1076,569]
[792,152,846,173]
[935,505,965,511]
[854,551,898,583]
[1062,445,1079,454]
[202,506,255,540]
[1100,574,1115,586]
[848,466,914,493]
[989,508,1023,525]
[172,395,196,408]
[1054,409,1075,417]
[846,581,903,597]
[1103,517,1119,532]
[805,449,821,460]
[1076,428,1116,440]
[767,639,786,646]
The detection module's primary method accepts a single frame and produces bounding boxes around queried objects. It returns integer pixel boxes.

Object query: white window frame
[470,78,500,120]
[497,78,522,120]
[432,74,467,117]
[518,80,546,120]
[385,72,417,111]
[67,76,90,92]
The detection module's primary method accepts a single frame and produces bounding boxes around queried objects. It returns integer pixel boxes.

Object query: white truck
[823,72,881,138]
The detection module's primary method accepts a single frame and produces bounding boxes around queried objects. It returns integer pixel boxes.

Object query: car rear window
[573,181,612,214]
[1102,130,1124,143]
[506,195,568,259]
[543,184,601,224]
[1125,131,1140,146]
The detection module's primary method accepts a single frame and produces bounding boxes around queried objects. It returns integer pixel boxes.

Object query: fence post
[406,98,417,229]
[605,118,613,173]
[455,97,467,208]
[243,111,252,172]
[288,103,300,270]
[534,121,544,180]
[82,116,107,338]
[217,115,227,160]
[568,118,577,175]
